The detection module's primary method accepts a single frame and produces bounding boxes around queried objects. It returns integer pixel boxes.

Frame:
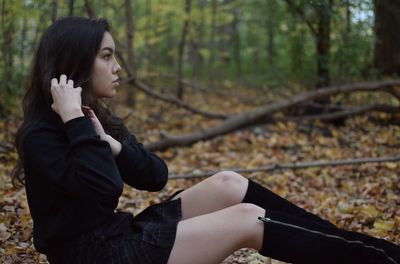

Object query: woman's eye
[104,54,111,60]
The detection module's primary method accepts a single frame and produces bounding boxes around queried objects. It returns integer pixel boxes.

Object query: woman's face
[91,32,121,98]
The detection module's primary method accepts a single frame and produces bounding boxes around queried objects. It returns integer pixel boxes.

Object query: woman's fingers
[89,109,96,117]
[50,74,83,122]
[50,78,58,96]
[52,75,76,89]
[59,74,67,85]
[81,107,98,122]
[88,110,99,122]
[81,105,91,115]
[86,109,107,138]
[51,78,58,87]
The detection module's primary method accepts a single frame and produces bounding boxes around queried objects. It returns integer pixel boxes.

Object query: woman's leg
[171,170,333,225]
[167,203,265,264]
[167,204,399,264]
[258,210,399,264]
[243,179,400,263]
[242,178,337,228]
[171,171,249,220]
[169,172,400,263]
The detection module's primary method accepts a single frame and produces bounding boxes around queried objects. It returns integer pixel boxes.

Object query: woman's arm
[114,134,168,192]
[84,107,122,157]
[23,116,124,200]
[104,135,122,156]
[85,107,168,191]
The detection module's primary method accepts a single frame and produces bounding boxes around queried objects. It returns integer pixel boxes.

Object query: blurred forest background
[0,0,399,110]
[1,0,400,263]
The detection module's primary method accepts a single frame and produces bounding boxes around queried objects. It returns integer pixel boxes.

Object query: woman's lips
[112,78,120,86]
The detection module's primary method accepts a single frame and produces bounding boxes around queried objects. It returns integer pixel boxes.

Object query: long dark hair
[13,16,130,185]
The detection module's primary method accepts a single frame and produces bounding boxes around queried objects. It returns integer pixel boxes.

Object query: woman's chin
[105,90,117,98]
[97,94,116,100]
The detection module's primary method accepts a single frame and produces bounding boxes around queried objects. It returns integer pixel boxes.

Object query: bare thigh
[171,171,249,220]
[167,203,265,264]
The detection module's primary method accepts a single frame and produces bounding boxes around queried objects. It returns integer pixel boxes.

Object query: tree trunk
[218,0,234,67]
[189,0,206,90]
[165,7,175,67]
[1,0,13,115]
[266,0,277,66]
[18,15,27,90]
[68,0,74,16]
[208,0,217,85]
[339,0,351,81]
[288,15,304,77]
[19,16,27,67]
[177,0,191,100]
[84,0,96,18]
[346,0,351,34]
[373,0,400,75]
[285,0,332,89]
[233,6,241,80]
[315,0,332,88]
[252,38,260,76]
[144,0,151,72]
[124,0,136,107]
[51,0,58,22]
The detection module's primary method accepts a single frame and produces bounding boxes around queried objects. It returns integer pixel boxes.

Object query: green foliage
[0,0,377,111]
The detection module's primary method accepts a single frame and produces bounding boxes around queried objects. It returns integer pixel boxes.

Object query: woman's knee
[234,203,264,216]
[169,204,265,263]
[231,203,265,248]
[210,170,248,191]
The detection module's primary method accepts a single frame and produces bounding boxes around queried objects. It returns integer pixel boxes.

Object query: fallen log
[121,77,229,119]
[168,155,400,179]
[280,104,400,122]
[147,80,400,151]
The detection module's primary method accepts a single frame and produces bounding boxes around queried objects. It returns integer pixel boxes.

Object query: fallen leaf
[373,219,395,232]
[0,223,11,243]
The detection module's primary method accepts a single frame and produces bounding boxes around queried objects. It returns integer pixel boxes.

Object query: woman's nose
[113,60,121,74]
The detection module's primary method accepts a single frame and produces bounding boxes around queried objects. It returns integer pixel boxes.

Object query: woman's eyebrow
[101,47,114,53]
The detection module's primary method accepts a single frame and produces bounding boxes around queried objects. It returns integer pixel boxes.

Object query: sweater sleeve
[23,116,123,200]
[114,135,168,191]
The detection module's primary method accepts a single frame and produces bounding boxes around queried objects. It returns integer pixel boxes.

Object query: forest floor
[1,86,399,263]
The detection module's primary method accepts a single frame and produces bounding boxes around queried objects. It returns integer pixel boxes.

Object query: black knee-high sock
[243,179,400,263]
[258,210,400,264]
[242,178,336,228]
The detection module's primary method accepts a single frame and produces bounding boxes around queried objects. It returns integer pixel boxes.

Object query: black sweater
[21,110,168,253]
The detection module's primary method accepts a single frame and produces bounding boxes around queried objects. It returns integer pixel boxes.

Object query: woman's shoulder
[21,117,63,149]
[24,117,60,136]
[19,117,65,167]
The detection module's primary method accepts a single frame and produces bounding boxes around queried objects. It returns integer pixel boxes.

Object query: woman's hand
[50,74,84,123]
[86,108,107,140]
[86,108,122,157]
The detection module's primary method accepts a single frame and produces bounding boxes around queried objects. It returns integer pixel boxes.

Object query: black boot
[242,178,336,228]
[258,210,400,264]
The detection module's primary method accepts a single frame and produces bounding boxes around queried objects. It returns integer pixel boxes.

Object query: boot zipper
[258,216,398,264]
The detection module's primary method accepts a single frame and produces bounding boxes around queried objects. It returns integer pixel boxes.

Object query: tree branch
[281,104,400,122]
[121,77,229,119]
[284,0,318,36]
[169,156,400,179]
[383,86,400,101]
[147,80,400,151]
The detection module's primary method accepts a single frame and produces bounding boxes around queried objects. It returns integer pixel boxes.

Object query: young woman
[14,17,399,264]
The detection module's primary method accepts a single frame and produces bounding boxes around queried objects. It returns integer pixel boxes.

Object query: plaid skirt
[46,196,182,264]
